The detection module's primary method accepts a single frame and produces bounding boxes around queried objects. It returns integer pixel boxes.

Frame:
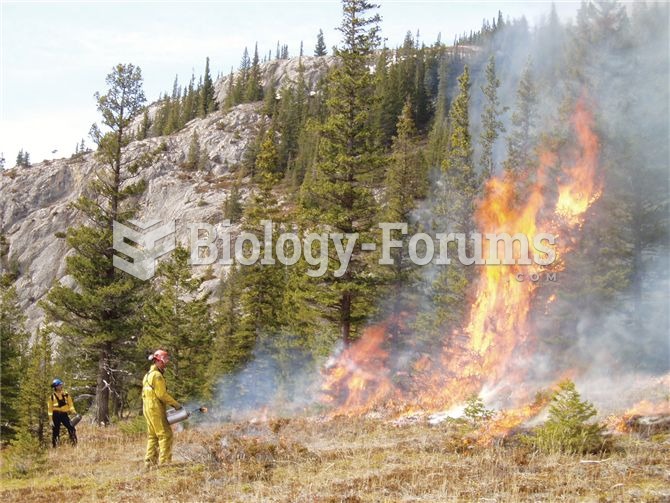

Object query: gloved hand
[175,404,182,410]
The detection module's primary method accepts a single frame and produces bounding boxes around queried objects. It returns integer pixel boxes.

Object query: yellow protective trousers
[142,365,180,466]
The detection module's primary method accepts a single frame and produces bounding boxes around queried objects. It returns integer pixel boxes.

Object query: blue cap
[51,378,64,388]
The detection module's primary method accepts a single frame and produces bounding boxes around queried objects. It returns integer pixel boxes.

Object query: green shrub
[463,395,495,424]
[5,428,46,478]
[533,380,606,454]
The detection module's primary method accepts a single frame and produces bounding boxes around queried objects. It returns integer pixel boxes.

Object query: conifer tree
[479,56,505,178]
[223,181,244,223]
[315,29,327,56]
[244,43,263,102]
[383,101,427,328]
[504,61,536,173]
[303,0,383,346]
[185,131,201,170]
[232,129,285,367]
[138,109,150,140]
[16,327,52,445]
[41,63,148,424]
[164,75,182,134]
[181,73,197,125]
[208,265,244,383]
[141,247,214,401]
[198,57,217,117]
[418,65,476,344]
[444,65,477,233]
[0,280,28,440]
[6,328,51,477]
[224,68,236,109]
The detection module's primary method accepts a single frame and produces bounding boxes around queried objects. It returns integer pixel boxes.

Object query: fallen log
[625,414,670,436]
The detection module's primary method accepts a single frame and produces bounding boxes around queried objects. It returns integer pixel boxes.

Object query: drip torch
[167,406,208,425]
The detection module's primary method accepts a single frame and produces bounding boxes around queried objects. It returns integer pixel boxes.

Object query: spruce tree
[444,64,477,233]
[141,247,214,401]
[181,73,197,125]
[41,63,147,424]
[208,265,243,384]
[315,29,327,56]
[185,131,201,170]
[479,56,505,178]
[504,61,536,173]
[302,0,383,346]
[0,280,28,440]
[198,57,217,117]
[16,327,52,445]
[383,101,427,338]
[232,129,285,371]
[244,43,263,102]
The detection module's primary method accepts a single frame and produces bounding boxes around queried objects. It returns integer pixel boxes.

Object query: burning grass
[2,415,669,502]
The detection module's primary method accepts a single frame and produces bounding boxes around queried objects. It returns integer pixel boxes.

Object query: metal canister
[167,408,191,425]
[70,413,82,427]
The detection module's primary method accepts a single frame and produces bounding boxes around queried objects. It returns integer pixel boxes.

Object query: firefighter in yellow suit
[142,349,181,468]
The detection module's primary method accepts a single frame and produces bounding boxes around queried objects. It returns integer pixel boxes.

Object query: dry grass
[2,417,669,502]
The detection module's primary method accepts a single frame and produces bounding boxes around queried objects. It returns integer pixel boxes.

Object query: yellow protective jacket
[142,364,180,466]
[48,391,76,417]
[142,365,180,412]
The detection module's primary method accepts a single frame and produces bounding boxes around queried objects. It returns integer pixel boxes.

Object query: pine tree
[224,68,236,109]
[232,129,285,371]
[244,43,263,102]
[383,101,427,337]
[444,65,477,233]
[208,265,244,383]
[417,65,477,344]
[6,328,51,477]
[223,181,244,223]
[504,61,536,173]
[315,29,327,56]
[137,109,150,140]
[185,131,201,170]
[141,247,214,401]
[16,327,52,445]
[181,73,197,125]
[0,280,28,440]
[198,57,216,117]
[41,63,148,425]
[479,56,506,178]
[302,0,383,346]
[15,149,24,167]
[534,381,605,454]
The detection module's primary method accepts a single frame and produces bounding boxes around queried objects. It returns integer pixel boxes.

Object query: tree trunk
[95,343,111,424]
[341,291,352,347]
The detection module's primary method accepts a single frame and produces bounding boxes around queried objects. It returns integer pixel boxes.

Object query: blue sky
[0,1,581,164]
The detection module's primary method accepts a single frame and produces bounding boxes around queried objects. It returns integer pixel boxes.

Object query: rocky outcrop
[0,103,267,333]
[215,55,335,105]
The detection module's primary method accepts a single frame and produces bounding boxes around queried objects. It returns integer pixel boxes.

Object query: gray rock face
[215,55,335,105]
[0,102,267,334]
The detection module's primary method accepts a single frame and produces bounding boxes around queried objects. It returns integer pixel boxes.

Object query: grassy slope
[1,418,669,502]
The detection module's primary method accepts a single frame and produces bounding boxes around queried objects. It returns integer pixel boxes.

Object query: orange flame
[320,95,602,429]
